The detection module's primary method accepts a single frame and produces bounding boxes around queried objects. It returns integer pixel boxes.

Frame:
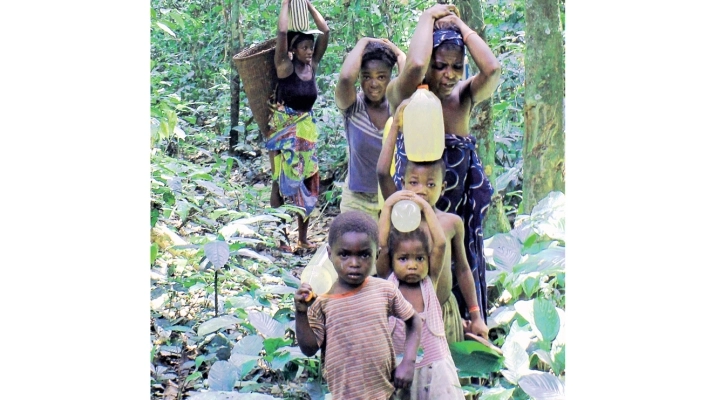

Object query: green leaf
[517,372,565,400]
[185,371,202,383]
[478,387,515,400]
[197,315,241,336]
[207,360,237,391]
[449,340,504,378]
[501,340,530,384]
[233,335,264,356]
[485,233,522,272]
[204,240,230,271]
[226,295,257,309]
[156,21,177,37]
[521,275,539,297]
[247,311,286,338]
[151,243,159,265]
[151,208,159,228]
[533,298,560,343]
[513,247,565,275]
[264,337,293,359]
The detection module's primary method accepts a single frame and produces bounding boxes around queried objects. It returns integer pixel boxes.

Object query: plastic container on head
[402,85,445,162]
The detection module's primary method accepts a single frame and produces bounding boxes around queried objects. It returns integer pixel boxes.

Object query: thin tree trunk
[523,0,565,212]
[456,0,511,237]
[229,0,243,155]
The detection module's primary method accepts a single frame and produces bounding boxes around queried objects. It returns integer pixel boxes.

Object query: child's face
[402,163,446,207]
[327,232,377,287]
[392,238,429,284]
[360,60,392,103]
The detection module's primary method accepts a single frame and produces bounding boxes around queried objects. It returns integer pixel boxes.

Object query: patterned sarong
[392,133,493,321]
[265,104,320,219]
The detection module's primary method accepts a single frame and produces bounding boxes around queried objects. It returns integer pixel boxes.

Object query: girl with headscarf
[381,3,501,325]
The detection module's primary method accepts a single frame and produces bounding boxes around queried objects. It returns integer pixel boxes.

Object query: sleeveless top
[388,274,451,368]
[276,68,318,112]
[341,92,386,193]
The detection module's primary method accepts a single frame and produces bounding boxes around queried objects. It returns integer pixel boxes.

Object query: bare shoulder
[435,210,461,237]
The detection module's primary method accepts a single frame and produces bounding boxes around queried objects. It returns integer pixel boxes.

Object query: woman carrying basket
[266,0,329,251]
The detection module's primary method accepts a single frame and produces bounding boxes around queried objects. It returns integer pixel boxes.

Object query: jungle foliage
[151,0,564,399]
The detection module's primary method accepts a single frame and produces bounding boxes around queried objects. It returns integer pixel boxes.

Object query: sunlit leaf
[156,21,176,37]
[487,306,517,329]
[197,315,241,336]
[189,392,276,400]
[533,298,560,343]
[233,335,264,356]
[513,246,564,274]
[196,180,225,196]
[478,387,515,400]
[501,340,530,384]
[247,311,285,338]
[205,240,230,271]
[237,248,273,264]
[207,360,237,391]
[518,372,565,400]
[484,234,522,271]
[150,243,159,265]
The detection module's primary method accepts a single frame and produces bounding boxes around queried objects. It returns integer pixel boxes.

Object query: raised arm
[275,0,294,78]
[294,283,321,355]
[451,218,489,339]
[412,195,446,285]
[386,4,458,112]
[306,0,330,69]
[376,190,414,278]
[436,14,501,105]
[335,38,371,110]
[381,39,407,75]
[377,99,411,200]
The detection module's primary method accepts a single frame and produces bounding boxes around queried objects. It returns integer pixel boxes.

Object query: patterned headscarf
[433,29,463,48]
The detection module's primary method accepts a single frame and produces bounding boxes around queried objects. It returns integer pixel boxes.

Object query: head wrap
[433,29,463,48]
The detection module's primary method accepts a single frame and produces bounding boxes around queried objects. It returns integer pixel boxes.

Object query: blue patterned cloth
[393,133,493,321]
[433,29,463,49]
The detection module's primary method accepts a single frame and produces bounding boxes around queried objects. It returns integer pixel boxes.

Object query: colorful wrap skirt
[393,133,494,321]
[265,105,320,219]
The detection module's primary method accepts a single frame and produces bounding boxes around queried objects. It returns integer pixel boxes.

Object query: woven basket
[233,38,278,138]
[288,0,310,32]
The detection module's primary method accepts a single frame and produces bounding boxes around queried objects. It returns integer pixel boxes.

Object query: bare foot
[278,243,294,253]
[297,241,317,250]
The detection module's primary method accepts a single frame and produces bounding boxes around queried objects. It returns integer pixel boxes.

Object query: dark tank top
[275,68,318,112]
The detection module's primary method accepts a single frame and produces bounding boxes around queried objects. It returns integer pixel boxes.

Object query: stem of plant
[214,270,219,317]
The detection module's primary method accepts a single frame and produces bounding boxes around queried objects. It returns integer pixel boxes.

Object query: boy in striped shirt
[294,211,422,399]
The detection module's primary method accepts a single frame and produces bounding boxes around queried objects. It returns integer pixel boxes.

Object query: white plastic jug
[300,243,337,295]
[403,85,445,162]
[391,200,421,232]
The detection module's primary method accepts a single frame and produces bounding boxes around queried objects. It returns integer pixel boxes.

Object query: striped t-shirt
[307,276,416,400]
[341,93,388,193]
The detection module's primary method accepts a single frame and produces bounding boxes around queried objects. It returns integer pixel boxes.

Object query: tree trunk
[229,0,243,155]
[456,0,511,237]
[523,0,565,212]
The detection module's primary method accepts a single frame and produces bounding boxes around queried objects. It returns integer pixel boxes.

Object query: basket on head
[233,38,278,138]
[288,0,310,32]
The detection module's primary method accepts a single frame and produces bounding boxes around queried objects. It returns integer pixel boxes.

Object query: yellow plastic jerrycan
[402,85,445,162]
[300,243,337,297]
